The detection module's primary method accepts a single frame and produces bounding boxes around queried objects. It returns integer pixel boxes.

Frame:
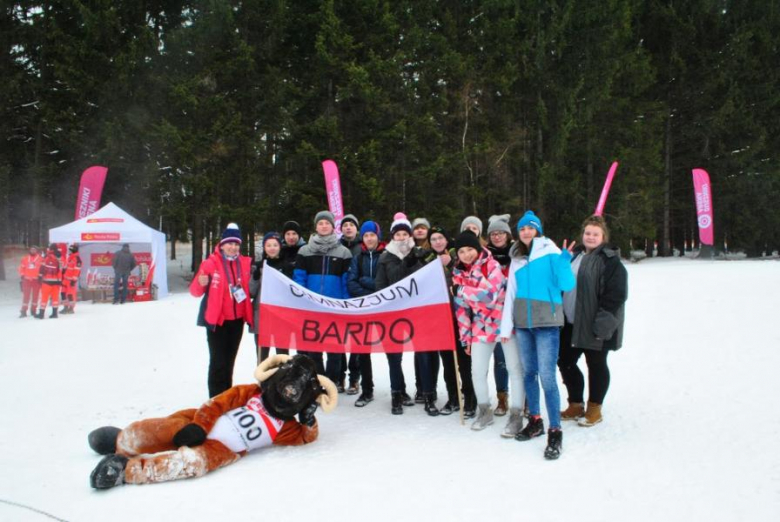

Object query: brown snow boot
[494,392,508,417]
[561,401,585,421]
[578,402,603,427]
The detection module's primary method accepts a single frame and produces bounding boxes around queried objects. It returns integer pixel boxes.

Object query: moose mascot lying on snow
[88,354,337,489]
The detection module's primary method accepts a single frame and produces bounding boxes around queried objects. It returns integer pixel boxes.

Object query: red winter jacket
[190,247,254,329]
[38,253,63,285]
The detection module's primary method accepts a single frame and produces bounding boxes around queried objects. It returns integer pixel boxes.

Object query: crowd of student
[190,209,628,461]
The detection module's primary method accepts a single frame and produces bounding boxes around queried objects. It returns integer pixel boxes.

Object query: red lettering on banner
[260,303,455,354]
[86,218,124,223]
[81,233,121,241]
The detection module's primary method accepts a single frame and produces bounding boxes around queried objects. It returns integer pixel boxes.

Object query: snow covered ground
[1,248,778,522]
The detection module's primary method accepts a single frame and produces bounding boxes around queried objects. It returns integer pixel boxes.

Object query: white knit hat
[390,212,412,235]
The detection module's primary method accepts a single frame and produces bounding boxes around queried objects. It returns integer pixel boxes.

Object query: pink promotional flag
[692,168,714,246]
[75,166,108,220]
[259,261,456,354]
[322,160,345,231]
[594,161,619,216]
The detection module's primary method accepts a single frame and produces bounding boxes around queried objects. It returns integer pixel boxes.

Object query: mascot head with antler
[255,354,338,420]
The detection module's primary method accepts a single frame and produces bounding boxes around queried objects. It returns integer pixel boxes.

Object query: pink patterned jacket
[452,249,506,344]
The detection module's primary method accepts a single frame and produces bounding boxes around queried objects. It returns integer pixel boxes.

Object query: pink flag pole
[322,160,345,232]
[594,161,619,216]
[75,166,108,220]
[691,168,714,247]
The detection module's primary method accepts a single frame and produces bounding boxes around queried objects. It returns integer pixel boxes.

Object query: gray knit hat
[487,214,512,235]
[460,216,483,236]
[341,214,360,228]
[411,217,431,230]
[314,210,336,228]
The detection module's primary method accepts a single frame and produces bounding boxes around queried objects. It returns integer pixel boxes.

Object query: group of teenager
[190,208,628,461]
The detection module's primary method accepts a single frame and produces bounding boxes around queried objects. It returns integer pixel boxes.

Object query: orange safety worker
[36,244,63,319]
[18,246,43,318]
[61,245,82,314]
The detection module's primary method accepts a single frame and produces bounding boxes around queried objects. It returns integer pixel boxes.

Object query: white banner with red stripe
[258,261,455,353]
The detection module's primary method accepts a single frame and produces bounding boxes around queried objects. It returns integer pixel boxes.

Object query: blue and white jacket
[500,237,575,335]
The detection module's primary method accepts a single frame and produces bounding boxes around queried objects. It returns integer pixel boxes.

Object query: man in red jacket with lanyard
[18,246,42,318]
[190,223,254,398]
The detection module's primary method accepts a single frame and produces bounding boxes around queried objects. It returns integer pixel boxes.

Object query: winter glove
[252,263,262,281]
[172,423,207,448]
[404,250,423,268]
[298,400,319,427]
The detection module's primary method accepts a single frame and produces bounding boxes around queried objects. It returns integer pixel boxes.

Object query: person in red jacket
[190,223,254,397]
[35,244,63,319]
[18,246,42,318]
[87,354,338,489]
[60,244,82,314]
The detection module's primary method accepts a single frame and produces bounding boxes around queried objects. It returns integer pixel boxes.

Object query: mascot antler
[316,376,338,413]
[254,354,292,382]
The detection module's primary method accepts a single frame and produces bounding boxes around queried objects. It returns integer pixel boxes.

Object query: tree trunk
[661,110,672,256]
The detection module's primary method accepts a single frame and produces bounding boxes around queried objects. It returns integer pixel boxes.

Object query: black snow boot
[439,396,460,416]
[90,454,128,490]
[463,393,477,419]
[391,392,404,415]
[515,415,545,441]
[401,391,415,407]
[19,309,27,318]
[544,429,563,460]
[88,426,122,455]
[60,306,69,314]
[354,391,374,408]
[423,393,440,417]
[414,389,425,404]
[35,309,44,319]
[50,308,58,319]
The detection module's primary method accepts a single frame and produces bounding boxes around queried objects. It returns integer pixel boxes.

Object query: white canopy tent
[48,202,168,298]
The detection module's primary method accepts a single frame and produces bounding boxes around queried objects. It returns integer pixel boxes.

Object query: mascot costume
[88,354,337,489]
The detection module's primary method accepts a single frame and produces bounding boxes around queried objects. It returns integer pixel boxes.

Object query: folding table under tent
[48,202,169,300]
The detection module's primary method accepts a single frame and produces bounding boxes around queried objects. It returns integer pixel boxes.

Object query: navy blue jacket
[347,243,386,297]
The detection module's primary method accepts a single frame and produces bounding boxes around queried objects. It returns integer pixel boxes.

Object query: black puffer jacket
[375,242,426,290]
[570,244,628,351]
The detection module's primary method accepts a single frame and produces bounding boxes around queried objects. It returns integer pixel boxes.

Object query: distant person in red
[112,244,136,304]
[190,223,254,398]
[18,246,43,318]
[61,244,82,314]
[35,244,63,319]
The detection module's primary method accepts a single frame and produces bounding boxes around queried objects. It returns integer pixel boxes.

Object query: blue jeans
[493,343,508,393]
[515,327,562,429]
[113,273,130,303]
[386,353,406,393]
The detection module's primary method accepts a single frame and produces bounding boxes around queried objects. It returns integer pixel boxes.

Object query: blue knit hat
[360,221,382,240]
[220,223,242,246]
[262,231,281,248]
[517,211,543,235]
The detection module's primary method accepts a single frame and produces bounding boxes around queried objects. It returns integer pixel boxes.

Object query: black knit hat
[282,221,302,236]
[428,225,449,243]
[454,230,482,253]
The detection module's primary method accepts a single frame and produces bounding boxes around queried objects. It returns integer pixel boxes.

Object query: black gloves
[172,423,207,447]
[252,263,262,280]
[298,400,319,427]
[405,248,424,267]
